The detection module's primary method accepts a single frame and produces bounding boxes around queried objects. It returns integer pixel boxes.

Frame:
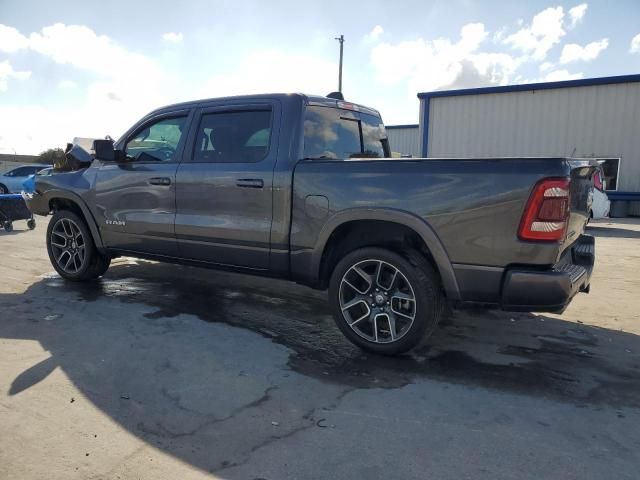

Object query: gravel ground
[1,217,639,480]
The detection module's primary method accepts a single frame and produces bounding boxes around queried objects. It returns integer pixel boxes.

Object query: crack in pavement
[136,384,280,440]
[212,386,358,474]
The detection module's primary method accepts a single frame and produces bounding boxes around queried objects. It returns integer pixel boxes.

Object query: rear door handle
[149,177,171,186]
[236,178,264,189]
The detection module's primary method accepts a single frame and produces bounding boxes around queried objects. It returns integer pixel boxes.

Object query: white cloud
[0,60,31,91]
[568,4,588,28]
[504,6,566,60]
[0,105,77,153]
[0,23,176,153]
[364,25,384,43]
[28,23,157,77]
[539,61,554,72]
[162,31,184,43]
[57,79,78,89]
[560,38,608,64]
[371,22,521,94]
[542,69,583,82]
[200,49,336,97]
[631,33,640,54]
[0,24,29,52]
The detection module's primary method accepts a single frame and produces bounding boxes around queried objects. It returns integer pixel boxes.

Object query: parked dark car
[26,93,597,354]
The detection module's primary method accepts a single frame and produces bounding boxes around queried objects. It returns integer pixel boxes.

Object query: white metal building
[386,124,421,157]
[417,75,640,199]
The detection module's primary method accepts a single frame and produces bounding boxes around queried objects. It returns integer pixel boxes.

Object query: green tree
[38,148,66,165]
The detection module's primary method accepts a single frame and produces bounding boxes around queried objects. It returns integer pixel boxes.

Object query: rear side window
[360,112,387,158]
[303,106,389,160]
[9,167,29,176]
[193,110,272,163]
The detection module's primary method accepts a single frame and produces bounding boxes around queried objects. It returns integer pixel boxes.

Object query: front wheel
[0,184,8,194]
[27,218,36,230]
[329,247,444,355]
[46,210,110,281]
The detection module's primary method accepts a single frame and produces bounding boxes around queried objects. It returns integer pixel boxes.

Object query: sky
[0,0,639,154]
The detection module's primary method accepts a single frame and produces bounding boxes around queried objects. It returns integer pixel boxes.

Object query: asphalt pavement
[1,218,639,479]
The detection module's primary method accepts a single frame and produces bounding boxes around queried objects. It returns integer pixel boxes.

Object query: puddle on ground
[48,260,640,407]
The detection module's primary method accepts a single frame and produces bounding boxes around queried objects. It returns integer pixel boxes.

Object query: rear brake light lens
[519,178,570,242]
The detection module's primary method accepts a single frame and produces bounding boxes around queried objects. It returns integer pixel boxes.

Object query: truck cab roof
[147,93,381,118]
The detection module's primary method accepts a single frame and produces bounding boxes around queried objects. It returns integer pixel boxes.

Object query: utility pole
[335,34,344,93]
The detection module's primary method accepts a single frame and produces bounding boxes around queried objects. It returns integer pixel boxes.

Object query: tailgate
[563,159,598,253]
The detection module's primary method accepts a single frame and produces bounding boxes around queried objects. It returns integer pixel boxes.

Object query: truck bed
[290,157,595,307]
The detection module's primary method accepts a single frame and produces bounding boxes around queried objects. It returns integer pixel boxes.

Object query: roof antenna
[327,91,344,100]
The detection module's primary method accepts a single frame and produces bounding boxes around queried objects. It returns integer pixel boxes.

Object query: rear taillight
[518,177,570,242]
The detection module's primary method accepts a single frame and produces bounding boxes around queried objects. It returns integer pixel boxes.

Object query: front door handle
[149,177,171,186]
[236,178,264,189]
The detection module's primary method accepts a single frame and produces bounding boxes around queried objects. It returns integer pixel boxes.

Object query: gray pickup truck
[27,93,596,354]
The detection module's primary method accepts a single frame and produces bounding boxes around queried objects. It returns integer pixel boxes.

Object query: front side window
[193,110,272,163]
[25,166,45,175]
[125,116,187,162]
[303,106,389,160]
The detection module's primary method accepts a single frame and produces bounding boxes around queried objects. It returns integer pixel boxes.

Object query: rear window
[303,106,389,160]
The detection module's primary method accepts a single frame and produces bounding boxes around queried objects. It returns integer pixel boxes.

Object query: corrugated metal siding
[423,82,640,192]
[387,127,421,157]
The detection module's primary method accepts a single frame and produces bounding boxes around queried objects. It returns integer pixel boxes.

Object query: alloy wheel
[339,259,417,344]
[50,218,87,274]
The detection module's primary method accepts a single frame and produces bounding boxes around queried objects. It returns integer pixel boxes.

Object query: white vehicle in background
[590,166,610,219]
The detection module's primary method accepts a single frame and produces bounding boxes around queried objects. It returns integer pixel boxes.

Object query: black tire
[46,210,110,281]
[3,221,13,233]
[329,247,444,355]
[89,253,111,278]
[27,218,36,230]
[0,184,8,194]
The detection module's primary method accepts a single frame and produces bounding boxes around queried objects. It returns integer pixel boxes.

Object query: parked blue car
[0,164,50,194]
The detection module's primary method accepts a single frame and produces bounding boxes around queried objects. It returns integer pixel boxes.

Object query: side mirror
[93,139,115,162]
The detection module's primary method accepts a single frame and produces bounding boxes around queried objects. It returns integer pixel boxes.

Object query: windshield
[303,105,390,160]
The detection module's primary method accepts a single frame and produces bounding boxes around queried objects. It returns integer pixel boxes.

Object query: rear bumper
[501,235,595,313]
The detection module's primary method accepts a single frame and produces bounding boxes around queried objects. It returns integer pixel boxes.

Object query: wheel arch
[311,208,460,301]
[45,190,105,251]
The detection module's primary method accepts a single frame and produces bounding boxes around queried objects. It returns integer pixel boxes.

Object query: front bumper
[501,235,595,313]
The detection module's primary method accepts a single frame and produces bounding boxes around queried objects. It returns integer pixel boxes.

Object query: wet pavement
[1,219,639,479]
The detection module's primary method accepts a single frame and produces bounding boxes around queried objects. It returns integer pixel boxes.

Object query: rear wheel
[329,247,444,355]
[0,184,8,194]
[27,218,36,230]
[46,210,110,280]
[3,221,13,233]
